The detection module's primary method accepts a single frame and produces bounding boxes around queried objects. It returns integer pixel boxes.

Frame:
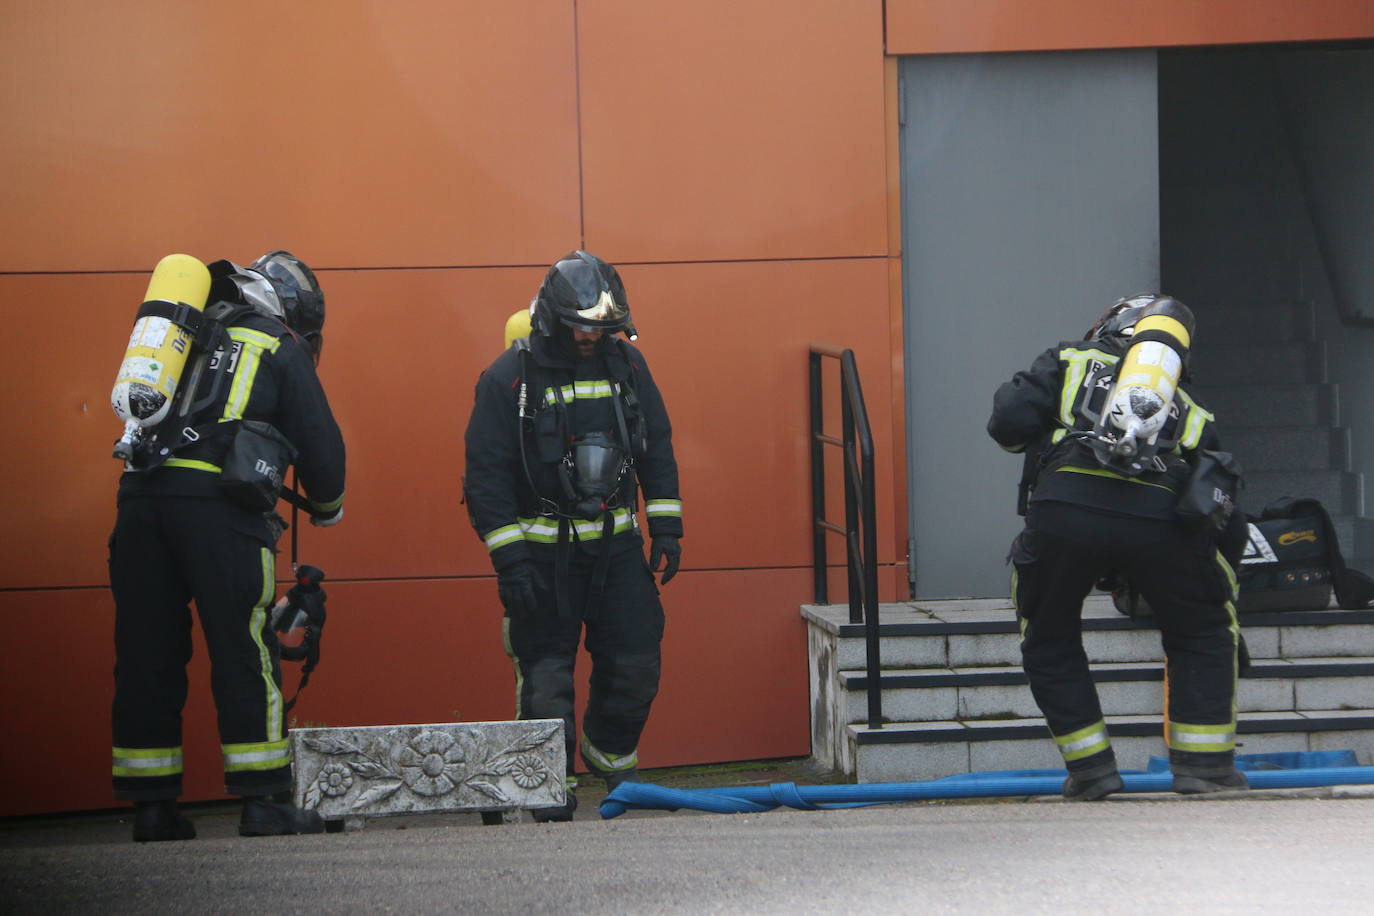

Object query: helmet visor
[559,289,627,329]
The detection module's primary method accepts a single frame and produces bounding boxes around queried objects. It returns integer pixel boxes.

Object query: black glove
[497,561,545,616]
[649,535,681,586]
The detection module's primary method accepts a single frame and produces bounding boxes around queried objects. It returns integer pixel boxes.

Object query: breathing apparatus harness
[122,286,331,711]
[513,338,644,615]
[1017,351,1191,516]
[1075,357,1188,477]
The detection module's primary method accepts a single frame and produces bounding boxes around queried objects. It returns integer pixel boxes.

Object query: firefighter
[988,294,1247,800]
[109,251,346,840]
[464,250,682,821]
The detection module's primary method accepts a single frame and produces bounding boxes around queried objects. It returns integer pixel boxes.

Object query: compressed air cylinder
[111,254,211,459]
[504,306,533,349]
[1104,298,1195,449]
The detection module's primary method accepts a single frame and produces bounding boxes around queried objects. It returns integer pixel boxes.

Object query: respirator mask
[561,431,629,520]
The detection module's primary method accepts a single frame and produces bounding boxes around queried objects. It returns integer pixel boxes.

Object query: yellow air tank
[111,254,211,460]
[1103,299,1194,457]
[504,306,533,349]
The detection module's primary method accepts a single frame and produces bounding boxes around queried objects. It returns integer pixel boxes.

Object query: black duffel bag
[1112,497,1374,616]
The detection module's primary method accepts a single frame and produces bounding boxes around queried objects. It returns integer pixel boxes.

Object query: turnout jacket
[988,337,1222,521]
[118,307,346,517]
[464,334,682,572]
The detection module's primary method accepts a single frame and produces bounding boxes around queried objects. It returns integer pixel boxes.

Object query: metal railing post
[808,353,828,605]
[808,344,884,730]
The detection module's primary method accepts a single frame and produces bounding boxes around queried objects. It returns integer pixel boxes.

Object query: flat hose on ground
[599,761,1374,819]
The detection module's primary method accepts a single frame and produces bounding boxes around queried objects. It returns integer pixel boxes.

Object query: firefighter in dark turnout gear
[464,251,682,821]
[109,251,345,840]
[988,294,1247,800]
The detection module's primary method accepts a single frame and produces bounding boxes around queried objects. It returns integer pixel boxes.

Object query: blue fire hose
[599,751,1374,819]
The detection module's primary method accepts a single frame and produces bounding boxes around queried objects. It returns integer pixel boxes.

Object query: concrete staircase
[805,597,1374,783]
[1190,296,1373,577]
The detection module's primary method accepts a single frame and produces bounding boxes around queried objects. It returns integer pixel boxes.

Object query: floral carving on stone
[292,720,564,818]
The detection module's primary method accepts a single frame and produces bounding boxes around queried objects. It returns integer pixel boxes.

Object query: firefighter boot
[239,794,325,836]
[1061,761,1124,801]
[132,799,196,842]
[531,789,578,823]
[1170,750,1249,795]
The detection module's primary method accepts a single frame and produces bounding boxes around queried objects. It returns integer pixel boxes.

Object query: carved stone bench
[290,719,566,829]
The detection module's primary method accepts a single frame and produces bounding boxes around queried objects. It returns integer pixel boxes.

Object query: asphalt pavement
[3,766,1373,915]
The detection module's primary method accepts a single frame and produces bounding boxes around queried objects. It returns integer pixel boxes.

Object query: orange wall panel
[886,0,1374,55]
[287,265,550,582]
[0,273,150,590]
[1,569,813,816]
[578,0,889,262]
[0,1,581,272]
[614,258,902,571]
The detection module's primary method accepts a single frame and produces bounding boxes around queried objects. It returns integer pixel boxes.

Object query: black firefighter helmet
[532,250,637,340]
[1085,293,1160,343]
[252,250,327,361]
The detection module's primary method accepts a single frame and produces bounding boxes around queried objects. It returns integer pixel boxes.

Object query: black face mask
[564,432,627,520]
[554,324,604,361]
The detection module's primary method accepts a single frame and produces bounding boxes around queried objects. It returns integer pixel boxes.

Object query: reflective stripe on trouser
[110,495,291,801]
[1012,503,1239,773]
[581,736,638,775]
[112,746,184,779]
[1167,722,1236,753]
[503,547,664,778]
[1052,720,1112,763]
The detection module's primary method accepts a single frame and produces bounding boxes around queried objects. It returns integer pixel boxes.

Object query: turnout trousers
[503,545,665,782]
[109,495,290,801]
[1010,501,1241,777]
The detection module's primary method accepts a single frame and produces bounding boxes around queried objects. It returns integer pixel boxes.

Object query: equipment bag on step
[1112,497,1374,616]
[1240,497,1374,612]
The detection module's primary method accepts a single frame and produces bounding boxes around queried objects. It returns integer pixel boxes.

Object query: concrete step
[804,598,1374,672]
[849,710,1374,783]
[1194,302,1315,345]
[1166,251,1305,304]
[1220,425,1350,472]
[805,598,1374,779]
[1242,469,1364,516]
[1357,516,1374,558]
[1192,340,1326,386]
[834,658,1374,724]
[1193,383,1337,427]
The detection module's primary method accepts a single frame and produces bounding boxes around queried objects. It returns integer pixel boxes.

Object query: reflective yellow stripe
[484,523,525,552]
[249,547,283,742]
[517,509,635,543]
[1054,465,1178,492]
[581,736,637,773]
[309,492,344,514]
[1167,722,1236,753]
[502,617,524,719]
[223,342,264,420]
[645,499,682,518]
[112,746,183,778]
[1058,348,1118,428]
[542,380,616,405]
[1053,720,1111,762]
[222,738,292,772]
[162,458,220,473]
[1175,389,1213,449]
[227,327,283,352]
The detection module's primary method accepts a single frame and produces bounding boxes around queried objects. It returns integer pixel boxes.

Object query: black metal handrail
[808,344,882,730]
